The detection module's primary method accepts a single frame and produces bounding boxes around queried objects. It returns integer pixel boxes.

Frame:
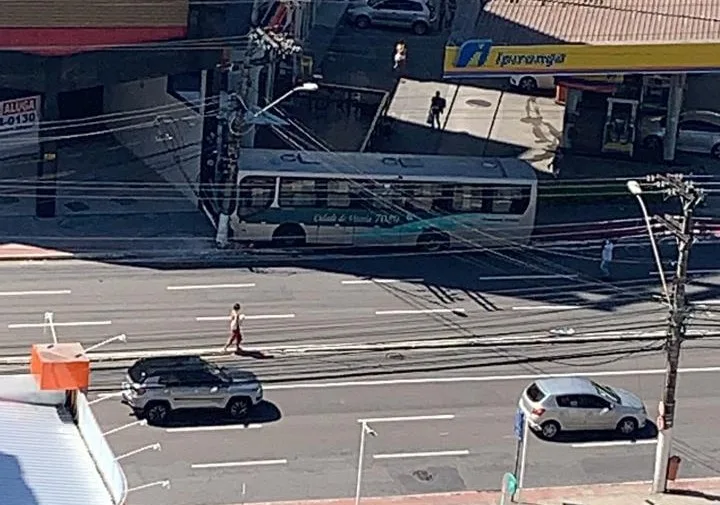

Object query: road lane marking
[342,278,424,285]
[167,424,262,433]
[0,289,72,297]
[695,300,720,305]
[511,305,581,311]
[358,414,454,423]
[191,459,287,469]
[8,320,112,329]
[651,269,718,276]
[570,439,657,448]
[195,314,295,322]
[373,450,470,460]
[262,365,720,390]
[477,275,578,281]
[375,308,466,315]
[167,283,256,291]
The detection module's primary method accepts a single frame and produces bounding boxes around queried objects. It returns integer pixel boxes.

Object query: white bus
[230,149,538,249]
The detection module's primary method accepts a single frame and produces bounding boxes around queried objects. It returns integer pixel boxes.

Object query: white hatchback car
[347,0,434,35]
[641,109,720,159]
[519,377,648,440]
[509,75,556,93]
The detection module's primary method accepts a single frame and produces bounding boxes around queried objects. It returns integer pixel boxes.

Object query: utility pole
[214,27,302,247]
[649,174,704,493]
[214,47,241,247]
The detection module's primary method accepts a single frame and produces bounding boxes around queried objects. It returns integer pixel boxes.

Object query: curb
[0,329,690,366]
[234,477,720,505]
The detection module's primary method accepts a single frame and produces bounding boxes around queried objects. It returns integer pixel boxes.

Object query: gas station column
[663,73,686,162]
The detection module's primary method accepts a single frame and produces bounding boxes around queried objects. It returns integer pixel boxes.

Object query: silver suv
[519,377,647,440]
[346,0,434,35]
[121,356,263,425]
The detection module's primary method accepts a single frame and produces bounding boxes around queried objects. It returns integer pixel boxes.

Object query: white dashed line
[191,459,287,469]
[0,290,72,296]
[8,320,112,329]
[375,308,466,316]
[167,283,256,291]
[195,314,295,322]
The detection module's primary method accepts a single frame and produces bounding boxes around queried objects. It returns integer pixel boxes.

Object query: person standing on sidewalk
[224,303,245,354]
[428,91,447,129]
[600,239,614,278]
[393,40,407,71]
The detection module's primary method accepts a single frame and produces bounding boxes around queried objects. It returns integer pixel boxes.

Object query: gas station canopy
[444,0,720,78]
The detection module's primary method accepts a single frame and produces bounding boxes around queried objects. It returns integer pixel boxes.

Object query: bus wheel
[417,232,450,252]
[272,224,306,248]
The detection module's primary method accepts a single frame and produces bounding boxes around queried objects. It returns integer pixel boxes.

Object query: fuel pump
[602,97,639,156]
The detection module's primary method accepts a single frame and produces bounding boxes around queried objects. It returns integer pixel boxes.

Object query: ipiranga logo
[496,51,566,68]
[452,39,568,69]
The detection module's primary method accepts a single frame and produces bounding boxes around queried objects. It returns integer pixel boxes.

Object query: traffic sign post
[500,472,518,505]
[511,409,529,503]
[512,410,524,480]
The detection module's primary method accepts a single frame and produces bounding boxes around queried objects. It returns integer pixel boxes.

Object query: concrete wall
[103,75,205,206]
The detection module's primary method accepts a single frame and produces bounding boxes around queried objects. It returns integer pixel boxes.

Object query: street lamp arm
[249,82,319,119]
[627,180,671,305]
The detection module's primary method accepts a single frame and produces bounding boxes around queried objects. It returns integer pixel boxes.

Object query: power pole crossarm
[650,174,704,493]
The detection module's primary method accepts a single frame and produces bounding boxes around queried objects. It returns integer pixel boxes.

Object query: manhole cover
[466,99,492,108]
[412,470,433,482]
[111,198,137,206]
[64,201,90,212]
[0,196,20,205]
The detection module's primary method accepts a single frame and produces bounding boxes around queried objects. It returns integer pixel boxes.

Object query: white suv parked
[121,356,263,425]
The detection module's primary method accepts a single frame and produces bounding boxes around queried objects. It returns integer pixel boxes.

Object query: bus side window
[238,176,275,215]
[491,187,513,214]
[349,181,378,210]
[327,179,350,208]
[280,178,317,207]
[405,182,438,213]
[452,185,484,211]
[509,187,531,214]
[432,185,455,212]
[489,186,530,214]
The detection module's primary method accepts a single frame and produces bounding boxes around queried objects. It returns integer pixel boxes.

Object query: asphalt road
[0,243,717,505]
[86,345,720,505]
[0,243,718,358]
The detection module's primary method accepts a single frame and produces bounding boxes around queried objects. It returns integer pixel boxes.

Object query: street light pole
[232,82,319,135]
[628,176,703,493]
[353,414,453,505]
[626,180,670,303]
[355,421,376,505]
[214,81,319,248]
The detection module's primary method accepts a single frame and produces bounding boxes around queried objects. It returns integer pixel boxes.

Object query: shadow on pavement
[159,400,282,429]
[665,489,720,501]
[537,421,658,444]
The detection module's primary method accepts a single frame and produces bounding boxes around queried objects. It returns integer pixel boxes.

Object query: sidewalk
[242,478,720,505]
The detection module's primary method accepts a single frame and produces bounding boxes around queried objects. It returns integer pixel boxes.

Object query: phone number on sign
[0,112,37,129]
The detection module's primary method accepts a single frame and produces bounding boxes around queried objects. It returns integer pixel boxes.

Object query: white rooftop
[0,375,115,505]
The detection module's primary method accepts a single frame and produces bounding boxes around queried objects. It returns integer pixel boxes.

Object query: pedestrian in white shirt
[224,303,245,354]
[600,239,614,278]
